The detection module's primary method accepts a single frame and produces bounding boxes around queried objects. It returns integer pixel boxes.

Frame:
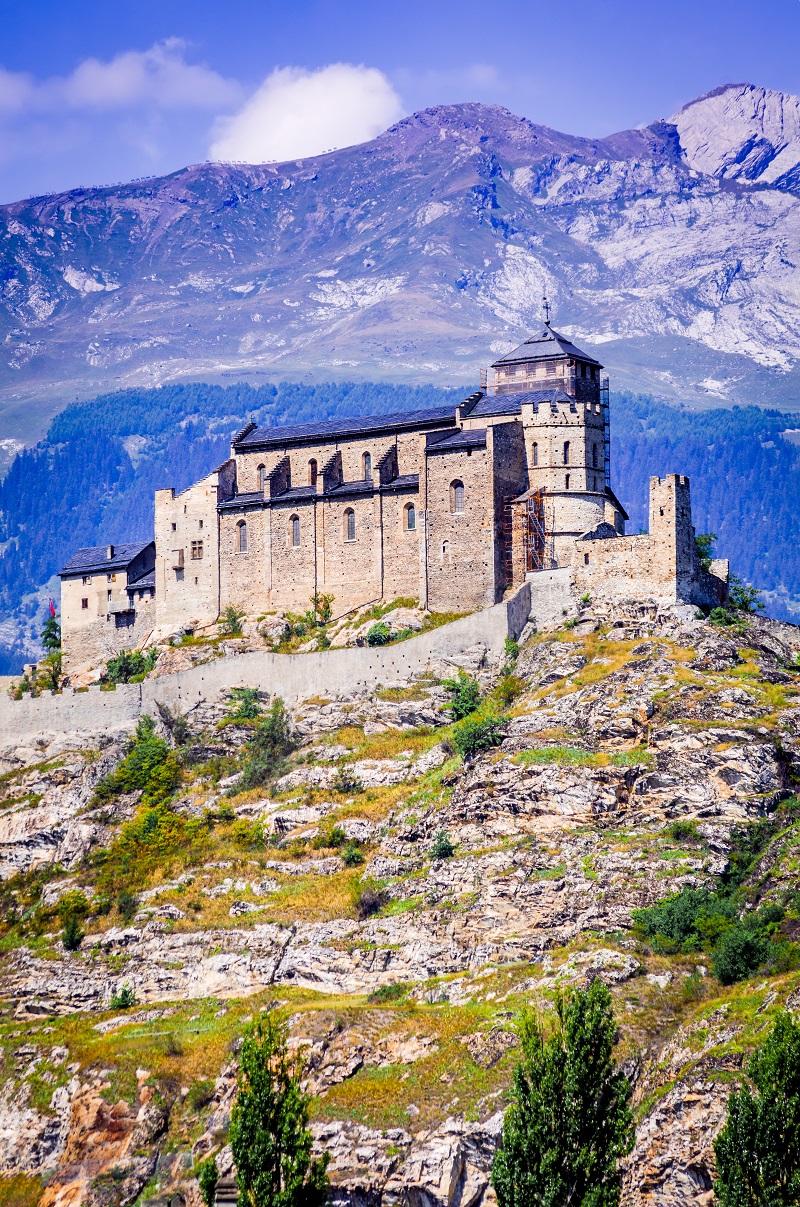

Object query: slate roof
[468,389,576,417]
[491,326,602,368]
[427,428,487,452]
[59,541,153,578]
[218,491,268,512]
[233,405,456,451]
[128,569,155,590]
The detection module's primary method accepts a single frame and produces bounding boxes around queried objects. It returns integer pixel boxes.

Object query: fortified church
[58,321,730,667]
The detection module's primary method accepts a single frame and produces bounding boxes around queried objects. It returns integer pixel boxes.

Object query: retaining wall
[1,584,545,753]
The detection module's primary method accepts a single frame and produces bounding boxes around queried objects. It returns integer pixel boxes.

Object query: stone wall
[62,597,156,672]
[425,441,495,612]
[0,587,534,759]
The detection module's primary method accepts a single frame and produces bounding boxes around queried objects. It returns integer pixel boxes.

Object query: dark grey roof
[59,541,153,577]
[381,473,418,492]
[218,491,267,512]
[234,405,456,451]
[469,389,575,417]
[427,428,487,453]
[128,568,155,590]
[491,326,602,368]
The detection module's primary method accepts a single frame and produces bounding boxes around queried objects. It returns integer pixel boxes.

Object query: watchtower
[487,323,626,569]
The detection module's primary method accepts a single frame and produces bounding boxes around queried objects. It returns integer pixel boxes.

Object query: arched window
[405,502,416,531]
[563,441,570,465]
[532,441,538,467]
[290,515,300,547]
[237,520,248,553]
[592,443,598,469]
[308,459,318,487]
[442,540,449,561]
[362,451,372,480]
[344,508,356,541]
[450,480,465,514]
[257,464,266,491]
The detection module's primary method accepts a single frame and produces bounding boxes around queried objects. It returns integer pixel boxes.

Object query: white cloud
[209,63,404,163]
[0,40,239,115]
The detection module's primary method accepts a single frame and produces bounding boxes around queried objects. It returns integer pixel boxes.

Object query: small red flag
[49,599,56,618]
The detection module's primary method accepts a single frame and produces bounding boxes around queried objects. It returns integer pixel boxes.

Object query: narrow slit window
[257,464,266,491]
[344,508,356,541]
[532,441,538,467]
[450,480,465,514]
[362,452,372,480]
[405,502,416,531]
[291,515,300,547]
[565,474,570,490]
[563,440,570,465]
[237,520,248,553]
[308,459,318,487]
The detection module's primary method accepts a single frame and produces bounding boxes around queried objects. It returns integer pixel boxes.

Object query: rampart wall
[3,581,576,759]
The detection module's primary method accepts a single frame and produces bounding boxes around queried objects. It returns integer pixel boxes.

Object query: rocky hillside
[2,599,800,1206]
[5,82,800,441]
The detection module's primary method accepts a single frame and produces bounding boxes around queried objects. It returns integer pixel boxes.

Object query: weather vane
[542,294,551,324]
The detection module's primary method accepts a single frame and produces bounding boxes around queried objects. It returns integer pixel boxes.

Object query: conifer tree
[715,1010,800,1206]
[229,1012,329,1207]
[41,609,61,652]
[492,978,633,1207]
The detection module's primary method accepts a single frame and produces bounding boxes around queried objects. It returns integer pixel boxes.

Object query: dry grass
[0,1175,42,1207]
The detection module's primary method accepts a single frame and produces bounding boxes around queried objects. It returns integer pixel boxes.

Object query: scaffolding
[600,375,611,488]
[502,490,554,585]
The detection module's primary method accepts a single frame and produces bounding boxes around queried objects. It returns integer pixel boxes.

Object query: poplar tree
[492,978,633,1207]
[715,1011,800,1206]
[229,1012,329,1207]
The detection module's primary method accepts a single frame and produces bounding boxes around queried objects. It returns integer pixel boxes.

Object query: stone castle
[58,323,729,668]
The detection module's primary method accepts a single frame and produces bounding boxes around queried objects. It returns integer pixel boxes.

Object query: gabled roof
[234,405,456,451]
[59,541,154,578]
[491,325,602,368]
[468,388,576,417]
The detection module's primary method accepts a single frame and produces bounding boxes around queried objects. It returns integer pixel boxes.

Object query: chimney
[107,544,115,560]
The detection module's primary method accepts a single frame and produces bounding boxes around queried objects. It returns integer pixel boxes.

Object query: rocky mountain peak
[671,81,800,186]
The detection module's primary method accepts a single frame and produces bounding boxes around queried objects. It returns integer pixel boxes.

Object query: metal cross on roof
[542,294,551,324]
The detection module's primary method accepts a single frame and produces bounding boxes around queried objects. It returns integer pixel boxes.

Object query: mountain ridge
[4,82,800,444]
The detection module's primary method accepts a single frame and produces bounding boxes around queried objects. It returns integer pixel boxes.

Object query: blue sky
[2,0,800,203]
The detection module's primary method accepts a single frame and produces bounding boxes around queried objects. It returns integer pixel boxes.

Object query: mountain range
[4,81,800,447]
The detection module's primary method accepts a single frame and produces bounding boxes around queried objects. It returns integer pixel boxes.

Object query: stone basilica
[59,323,729,666]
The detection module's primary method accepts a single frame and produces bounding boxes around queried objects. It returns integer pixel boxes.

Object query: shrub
[668,819,701,843]
[188,1079,216,1111]
[431,831,455,860]
[341,842,365,867]
[712,922,773,985]
[62,913,84,951]
[94,715,182,805]
[220,605,246,636]
[40,652,63,692]
[237,699,296,791]
[454,715,505,759]
[229,1013,329,1207]
[109,983,137,1010]
[227,688,262,721]
[332,767,363,795]
[495,674,526,708]
[312,824,346,850]
[56,890,91,924]
[366,621,392,646]
[369,983,407,1003]
[106,648,157,684]
[352,880,388,920]
[156,702,190,745]
[504,636,519,664]
[729,573,765,615]
[117,890,138,921]
[492,980,633,1207]
[443,670,482,720]
[197,1155,219,1207]
[231,819,268,851]
[709,606,737,626]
